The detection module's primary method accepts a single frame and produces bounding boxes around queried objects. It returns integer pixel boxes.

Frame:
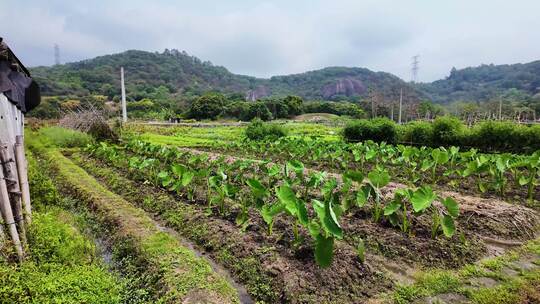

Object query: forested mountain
[30,49,421,102]
[30,49,540,108]
[418,61,540,103]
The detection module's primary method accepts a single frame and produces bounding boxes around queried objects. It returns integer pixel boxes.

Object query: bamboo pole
[0,143,26,247]
[15,136,31,225]
[0,160,23,260]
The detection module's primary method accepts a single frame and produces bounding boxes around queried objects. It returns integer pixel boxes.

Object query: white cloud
[2,0,539,81]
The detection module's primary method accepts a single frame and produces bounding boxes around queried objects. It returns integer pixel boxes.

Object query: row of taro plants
[214,137,540,205]
[86,139,460,268]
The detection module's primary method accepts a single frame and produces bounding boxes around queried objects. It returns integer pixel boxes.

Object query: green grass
[0,206,123,303]
[391,238,540,303]
[27,135,240,303]
[127,121,341,148]
[37,126,94,148]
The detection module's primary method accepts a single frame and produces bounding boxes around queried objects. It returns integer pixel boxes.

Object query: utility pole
[398,88,403,124]
[121,67,127,123]
[411,55,420,83]
[498,96,502,121]
[54,44,60,65]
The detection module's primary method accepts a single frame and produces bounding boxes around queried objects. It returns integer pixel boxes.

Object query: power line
[411,54,419,83]
[54,44,60,65]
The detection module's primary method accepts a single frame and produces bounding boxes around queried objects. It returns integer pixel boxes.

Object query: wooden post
[0,143,26,247]
[398,88,403,124]
[121,67,127,123]
[0,162,23,260]
[15,136,31,225]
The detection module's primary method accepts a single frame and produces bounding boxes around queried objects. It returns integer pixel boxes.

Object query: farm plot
[75,132,539,303]
[21,124,540,303]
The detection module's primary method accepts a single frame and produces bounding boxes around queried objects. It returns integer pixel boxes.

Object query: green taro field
[13,121,540,304]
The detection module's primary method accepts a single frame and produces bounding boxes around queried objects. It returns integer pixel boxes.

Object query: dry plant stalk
[59,104,116,140]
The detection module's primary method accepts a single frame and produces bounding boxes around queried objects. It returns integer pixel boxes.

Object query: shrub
[402,121,434,145]
[242,102,273,121]
[245,119,287,140]
[188,93,225,120]
[432,116,464,146]
[525,125,540,152]
[471,121,517,152]
[342,118,397,143]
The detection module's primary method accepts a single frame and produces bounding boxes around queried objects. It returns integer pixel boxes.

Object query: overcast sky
[2,0,539,82]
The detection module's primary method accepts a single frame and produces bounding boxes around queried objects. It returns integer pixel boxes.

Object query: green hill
[418,61,540,103]
[30,49,421,102]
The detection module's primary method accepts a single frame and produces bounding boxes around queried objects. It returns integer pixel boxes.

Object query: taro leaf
[287,160,305,175]
[366,149,377,160]
[276,185,298,216]
[158,171,173,187]
[478,182,487,193]
[208,176,221,188]
[344,170,364,183]
[324,198,343,239]
[356,185,373,207]
[171,164,185,177]
[442,197,459,218]
[219,170,228,181]
[331,194,344,220]
[432,148,450,165]
[367,170,390,188]
[387,212,400,227]
[321,179,338,198]
[181,171,195,187]
[421,159,433,171]
[519,175,529,186]
[307,172,326,188]
[246,178,268,198]
[315,234,334,268]
[296,199,309,226]
[308,221,321,238]
[312,199,326,224]
[268,164,281,176]
[496,156,509,172]
[411,186,436,213]
[223,183,238,198]
[441,215,456,238]
[384,200,401,216]
[261,203,285,225]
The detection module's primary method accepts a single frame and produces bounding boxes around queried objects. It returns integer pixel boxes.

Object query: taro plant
[276,185,309,247]
[208,170,238,215]
[366,169,390,222]
[522,151,540,205]
[384,188,414,234]
[421,148,450,184]
[409,186,459,238]
[489,154,512,198]
[341,170,364,212]
[311,180,343,268]
[157,163,195,199]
